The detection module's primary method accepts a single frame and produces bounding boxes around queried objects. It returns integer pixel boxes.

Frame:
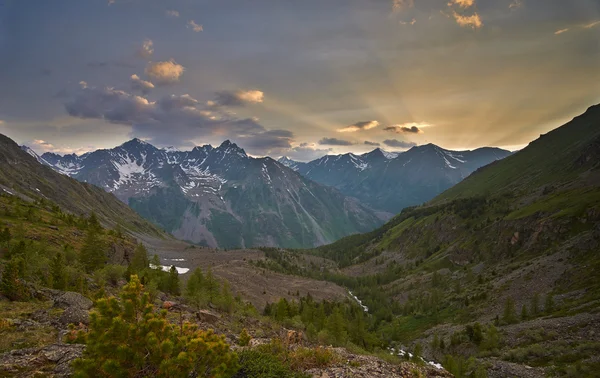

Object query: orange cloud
[452,11,483,28]
[448,0,475,8]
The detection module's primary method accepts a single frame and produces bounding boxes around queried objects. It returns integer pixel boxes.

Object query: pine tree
[87,212,101,232]
[412,343,422,362]
[67,275,238,377]
[80,229,106,273]
[521,304,529,320]
[481,324,500,351]
[0,258,29,301]
[185,267,207,309]
[204,267,220,304]
[166,266,180,295]
[531,293,540,316]
[129,243,149,274]
[545,293,555,314]
[218,280,235,313]
[0,227,11,248]
[238,328,251,346]
[326,307,347,345]
[502,297,517,324]
[50,252,67,290]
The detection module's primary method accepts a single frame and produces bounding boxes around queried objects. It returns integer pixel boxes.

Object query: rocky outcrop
[0,344,85,377]
[306,347,452,378]
[53,292,92,311]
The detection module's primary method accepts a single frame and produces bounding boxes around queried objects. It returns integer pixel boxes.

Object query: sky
[0,0,599,161]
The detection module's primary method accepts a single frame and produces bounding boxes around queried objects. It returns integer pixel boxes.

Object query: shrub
[239,328,252,346]
[67,275,238,377]
[237,349,309,378]
[288,346,339,370]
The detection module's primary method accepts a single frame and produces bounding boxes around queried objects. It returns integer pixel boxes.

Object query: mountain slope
[0,134,164,237]
[303,104,600,375]
[282,145,511,213]
[39,139,388,249]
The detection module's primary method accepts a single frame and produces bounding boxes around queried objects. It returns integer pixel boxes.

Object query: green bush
[237,349,309,378]
[67,275,238,377]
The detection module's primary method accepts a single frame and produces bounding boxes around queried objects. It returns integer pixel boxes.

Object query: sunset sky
[1,0,599,161]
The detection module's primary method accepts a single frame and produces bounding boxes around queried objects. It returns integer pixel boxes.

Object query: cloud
[509,0,523,9]
[238,129,294,154]
[136,39,154,59]
[400,18,417,26]
[448,0,475,8]
[364,141,381,146]
[384,122,428,134]
[337,120,379,133]
[383,139,417,149]
[393,0,414,12]
[65,82,153,124]
[210,90,264,107]
[284,143,332,162]
[452,12,483,28]
[130,74,154,94]
[166,10,180,18]
[554,28,569,35]
[145,60,185,85]
[187,20,203,32]
[583,20,600,29]
[63,82,276,147]
[318,137,355,146]
[28,139,94,155]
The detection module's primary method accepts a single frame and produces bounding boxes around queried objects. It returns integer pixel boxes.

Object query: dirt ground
[136,235,348,310]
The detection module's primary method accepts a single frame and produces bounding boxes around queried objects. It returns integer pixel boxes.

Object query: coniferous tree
[545,293,555,314]
[204,267,220,304]
[412,343,422,362]
[166,266,180,295]
[80,229,106,273]
[521,304,529,320]
[326,307,347,345]
[129,243,149,274]
[50,252,67,290]
[185,267,207,309]
[0,258,29,301]
[502,297,517,324]
[87,212,101,232]
[218,280,235,313]
[531,293,540,316]
[0,227,11,248]
[67,275,237,377]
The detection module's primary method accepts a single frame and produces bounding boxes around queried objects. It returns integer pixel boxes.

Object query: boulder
[196,310,220,324]
[59,306,90,326]
[0,344,85,377]
[53,292,93,310]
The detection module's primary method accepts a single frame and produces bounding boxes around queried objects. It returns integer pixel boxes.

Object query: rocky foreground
[0,286,452,378]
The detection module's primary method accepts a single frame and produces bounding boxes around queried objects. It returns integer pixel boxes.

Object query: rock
[53,292,93,310]
[196,310,220,324]
[0,344,85,377]
[59,306,90,326]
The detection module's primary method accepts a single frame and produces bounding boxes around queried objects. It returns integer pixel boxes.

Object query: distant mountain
[38,139,388,249]
[0,135,164,237]
[279,145,511,213]
[309,104,600,375]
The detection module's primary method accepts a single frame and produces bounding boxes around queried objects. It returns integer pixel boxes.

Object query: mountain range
[304,104,600,374]
[279,145,511,213]
[0,134,164,238]
[31,139,388,249]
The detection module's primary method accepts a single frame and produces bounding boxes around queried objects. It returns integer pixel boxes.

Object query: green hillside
[268,104,600,376]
